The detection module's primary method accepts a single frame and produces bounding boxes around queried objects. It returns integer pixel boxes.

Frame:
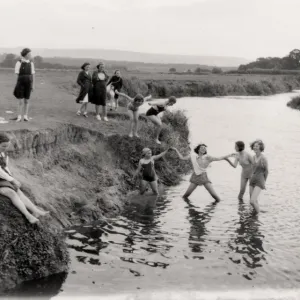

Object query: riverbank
[0,75,191,291]
[287,95,300,110]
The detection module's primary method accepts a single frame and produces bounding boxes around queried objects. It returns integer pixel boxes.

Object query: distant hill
[0,47,249,67]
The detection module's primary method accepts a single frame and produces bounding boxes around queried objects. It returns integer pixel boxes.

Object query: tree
[212,67,223,74]
[169,67,176,73]
[1,53,18,67]
[194,67,202,73]
[288,49,300,69]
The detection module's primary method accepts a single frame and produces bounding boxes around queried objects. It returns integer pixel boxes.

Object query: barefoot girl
[248,139,269,214]
[76,62,93,117]
[116,91,152,137]
[145,96,177,144]
[91,62,109,121]
[133,147,170,196]
[13,48,35,122]
[227,141,253,201]
[0,133,49,224]
[107,70,123,111]
[172,144,233,202]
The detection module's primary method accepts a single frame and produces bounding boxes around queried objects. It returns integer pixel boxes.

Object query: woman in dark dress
[91,62,109,121]
[107,69,123,111]
[76,62,92,118]
[13,48,35,122]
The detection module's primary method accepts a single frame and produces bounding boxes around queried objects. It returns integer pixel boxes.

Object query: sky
[1,0,299,60]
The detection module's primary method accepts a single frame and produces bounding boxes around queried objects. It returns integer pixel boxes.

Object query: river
[6,91,300,299]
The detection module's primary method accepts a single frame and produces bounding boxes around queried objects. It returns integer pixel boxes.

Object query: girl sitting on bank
[0,133,49,224]
[76,62,93,117]
[145,96,177,144]
[107,70,123,111]
[171,144,233,202]
[133,147,171,196]
[116,91,152,137]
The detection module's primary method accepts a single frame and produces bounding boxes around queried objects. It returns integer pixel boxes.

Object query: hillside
[0,47,249,67]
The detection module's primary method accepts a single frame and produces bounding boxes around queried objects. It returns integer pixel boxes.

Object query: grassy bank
[287,95,300,110]
[0,71,191,291]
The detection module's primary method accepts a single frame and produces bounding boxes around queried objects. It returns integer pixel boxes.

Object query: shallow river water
[6,91,300,299]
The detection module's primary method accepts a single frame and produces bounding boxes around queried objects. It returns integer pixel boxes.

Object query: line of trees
[169,66,223,74]
[238,49,300,71]
[0,53,77,69]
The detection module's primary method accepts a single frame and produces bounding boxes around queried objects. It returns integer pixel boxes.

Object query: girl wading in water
[172,144,233,202]
[107,70,123,111]
[145,96,177,144]
[133,147,171,196]
[0,133,49,224]
[91,62,109,121]
[76,62,93,117]
[116,91,152,137]
[248,139,269,214]
[227,141,253,201]
[13,48,35,122]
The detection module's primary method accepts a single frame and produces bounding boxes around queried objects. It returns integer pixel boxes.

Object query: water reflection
[228,201,266,280]
[184,198,217,256]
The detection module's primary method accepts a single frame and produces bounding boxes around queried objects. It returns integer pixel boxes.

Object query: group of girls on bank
[135,139,268,215]
[75,61,177,144]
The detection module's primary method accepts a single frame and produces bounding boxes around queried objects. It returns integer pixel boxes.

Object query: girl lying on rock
[133,147,171,196]
[0,133,49,224]
[115,91,152,137]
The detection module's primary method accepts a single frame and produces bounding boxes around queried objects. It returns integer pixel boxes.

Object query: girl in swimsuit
[145,96,177,144]
[227,141,254,201]
[116,91,152,137]
[171,144,233,202]
[248,139,269,214]
[133,147,170,196]
[107,70,123,111]
[0,133,49,224]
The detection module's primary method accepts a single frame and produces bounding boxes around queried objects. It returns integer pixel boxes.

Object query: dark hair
[250,139,265,152]
[114,69,120,75]
[96,62,104,70]
[0,133,10,144]
[194,143,207,155]
[134,94,144,102]
[21,48,31,58]
[235,141,245,152]
[168,96,176,104]
[81,62,90,70]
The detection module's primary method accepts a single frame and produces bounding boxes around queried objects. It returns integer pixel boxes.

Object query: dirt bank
[0,110,191,292]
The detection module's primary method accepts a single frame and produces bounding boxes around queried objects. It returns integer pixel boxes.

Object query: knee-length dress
[91,71,109,106]
[75,70,93,103]
[13,58,35,100]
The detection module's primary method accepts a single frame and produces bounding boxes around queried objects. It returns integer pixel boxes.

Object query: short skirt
[189,172,211,186]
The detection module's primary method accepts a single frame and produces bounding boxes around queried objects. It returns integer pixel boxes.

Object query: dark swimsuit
[146,105,166,116]
[141,160,156,182]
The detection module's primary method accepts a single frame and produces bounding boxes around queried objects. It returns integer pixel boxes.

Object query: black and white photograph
[0,0,300,299]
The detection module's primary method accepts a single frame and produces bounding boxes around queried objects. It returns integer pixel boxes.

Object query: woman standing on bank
[13,48,35,122]
[248,139,269,214]
[76,62,93,117]
[107,69,123,111]
[91,62,109,121]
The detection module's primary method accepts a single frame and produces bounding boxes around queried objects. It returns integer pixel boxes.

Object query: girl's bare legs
[147,115,162,144]
[183,183,197,199]
[204,183,221,202]
[102,105,107,119]
[17,189,49,218]
[128,110,134,137]
[17,99,24,121]
[24,99,29,119]
[250,186,261,214]
[133,111,140,137]
[0,188,39,224]
[149,180,159,195]
[140,180,148,195]
[95,105,100,119]
[238,176,248,201]
[109,90,115,110]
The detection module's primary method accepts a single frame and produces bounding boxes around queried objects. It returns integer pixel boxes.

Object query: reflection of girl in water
[133,147,170,196]
[249,140,269,214]
[227,141,253,201]
[172,144,233,202]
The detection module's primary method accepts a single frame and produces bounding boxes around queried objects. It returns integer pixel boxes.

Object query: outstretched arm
[208,154,232,163]
[226,155,239,168]
[171,147,190,160]
[152,148,170,160]
[115,91,133,102]
[148,99,167,106]
[144,95,152,102]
